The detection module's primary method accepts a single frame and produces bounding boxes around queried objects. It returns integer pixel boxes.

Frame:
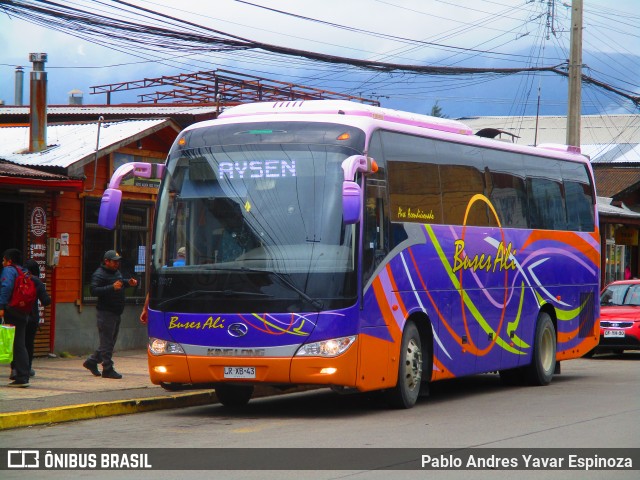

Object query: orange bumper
[147,340,359,388]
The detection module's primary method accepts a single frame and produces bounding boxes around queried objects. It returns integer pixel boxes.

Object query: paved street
[2,352,638,479]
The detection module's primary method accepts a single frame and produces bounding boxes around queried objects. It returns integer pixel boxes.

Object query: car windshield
[601,283,640,306]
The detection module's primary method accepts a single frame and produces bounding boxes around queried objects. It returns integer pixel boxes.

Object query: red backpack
[8,266,38,314]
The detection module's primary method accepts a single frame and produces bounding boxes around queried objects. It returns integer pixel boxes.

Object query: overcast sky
[1,0,638,117]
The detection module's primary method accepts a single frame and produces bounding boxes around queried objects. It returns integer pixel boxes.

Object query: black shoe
[102,369,122,379]
[83,360,101,377]
[7,380,30,388]
[9,369,16,380]
[29,369,36,377]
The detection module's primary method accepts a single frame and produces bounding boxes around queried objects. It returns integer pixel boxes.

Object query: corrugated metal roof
[0,104,220,116]
[459,114,640,163]
[585,143,640,164]
[597,196,640,218]
[0,160,69,179]
[0,119,175,169]
[593,167,640,198]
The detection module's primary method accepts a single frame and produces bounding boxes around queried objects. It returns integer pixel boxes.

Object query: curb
[0,391,217,431]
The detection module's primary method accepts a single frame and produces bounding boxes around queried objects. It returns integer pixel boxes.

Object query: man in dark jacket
[83,250,138,379]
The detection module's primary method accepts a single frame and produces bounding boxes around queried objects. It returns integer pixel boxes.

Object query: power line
[1,0,637,107]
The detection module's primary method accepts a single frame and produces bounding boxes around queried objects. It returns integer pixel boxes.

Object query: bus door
[362,177,389,282]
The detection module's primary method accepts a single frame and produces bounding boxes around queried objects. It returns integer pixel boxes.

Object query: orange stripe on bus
[431,356,455,381]
[557,336,598,361]
[522,231,599,265]
[386,263,409,319]
[372,276,402,344]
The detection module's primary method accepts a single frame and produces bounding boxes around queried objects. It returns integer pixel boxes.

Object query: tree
[430,101,448,118]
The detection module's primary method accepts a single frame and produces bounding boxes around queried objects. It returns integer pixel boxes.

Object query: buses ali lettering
[452,239,517,273]
[169,316,225,330]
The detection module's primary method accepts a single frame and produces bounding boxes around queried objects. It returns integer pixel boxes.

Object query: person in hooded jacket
[9,259,51,380]
[0,248,31,387]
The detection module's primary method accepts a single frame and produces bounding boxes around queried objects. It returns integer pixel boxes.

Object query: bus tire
[526,312,556,386]
[215,384,254,408]
[386,321,423,409]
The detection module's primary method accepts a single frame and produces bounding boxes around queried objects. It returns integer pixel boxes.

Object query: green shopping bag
[0,321,15,364]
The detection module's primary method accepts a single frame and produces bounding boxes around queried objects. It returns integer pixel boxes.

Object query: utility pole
[566,0,583,148]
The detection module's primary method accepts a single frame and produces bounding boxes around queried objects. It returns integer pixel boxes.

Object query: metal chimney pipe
[14,66,24,106]
[29,52,48,153]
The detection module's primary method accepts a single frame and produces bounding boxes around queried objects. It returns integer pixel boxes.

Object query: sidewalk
[0,350,219,431]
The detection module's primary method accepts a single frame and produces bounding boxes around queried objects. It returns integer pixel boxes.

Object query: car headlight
[295,335,356,357]
[149,337,185,355]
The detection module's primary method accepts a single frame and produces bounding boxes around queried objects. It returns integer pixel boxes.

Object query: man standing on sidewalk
[83,250,138,379]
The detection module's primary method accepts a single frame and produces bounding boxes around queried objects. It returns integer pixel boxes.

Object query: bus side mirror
[97,161,158,229]
[98,188,123,229]
[343,181,362,224]
[341,155,378,225]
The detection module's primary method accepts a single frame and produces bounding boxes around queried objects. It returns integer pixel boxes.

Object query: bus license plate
[224,366,256,379]
[604,330,625,338]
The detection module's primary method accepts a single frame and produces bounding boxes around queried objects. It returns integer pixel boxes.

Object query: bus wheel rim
[405,338,422,390]
[540,327,554,372]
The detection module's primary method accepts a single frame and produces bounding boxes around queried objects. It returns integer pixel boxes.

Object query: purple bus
[99,100,600,408]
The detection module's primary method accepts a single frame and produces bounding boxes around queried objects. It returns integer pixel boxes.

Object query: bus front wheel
[386,321,423,409]
[526,312,556,386]
[215,384,254,408]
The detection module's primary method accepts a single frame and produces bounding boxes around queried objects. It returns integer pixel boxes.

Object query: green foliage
[430,101,448,118]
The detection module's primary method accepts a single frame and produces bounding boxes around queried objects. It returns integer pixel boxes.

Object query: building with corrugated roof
[0,111,185,355]
[0,103,220,128]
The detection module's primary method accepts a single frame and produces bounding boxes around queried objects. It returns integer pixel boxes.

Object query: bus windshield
[152,121,365,313]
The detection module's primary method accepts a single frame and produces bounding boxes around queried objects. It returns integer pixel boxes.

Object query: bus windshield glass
[152,121,365,313]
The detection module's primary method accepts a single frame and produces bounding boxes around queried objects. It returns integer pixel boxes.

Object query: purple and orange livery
[100,100,600,408]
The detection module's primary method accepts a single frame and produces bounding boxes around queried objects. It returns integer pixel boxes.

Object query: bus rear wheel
[526,312,556,386]
[386,321,423,409]
[215,384,254,408]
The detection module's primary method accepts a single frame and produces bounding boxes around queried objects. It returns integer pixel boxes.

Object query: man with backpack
[9,259,51,380]
[0,248,36,387]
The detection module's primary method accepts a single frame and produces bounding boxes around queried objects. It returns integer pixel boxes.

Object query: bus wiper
[239,267,325,311]
[158,289,272,307]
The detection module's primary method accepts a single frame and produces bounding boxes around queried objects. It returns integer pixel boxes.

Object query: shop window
[83,199,150,302]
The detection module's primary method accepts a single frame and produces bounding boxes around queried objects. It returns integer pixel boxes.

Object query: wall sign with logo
[30,206,47,238]
[29,205,49,323]
[29,206,48,268]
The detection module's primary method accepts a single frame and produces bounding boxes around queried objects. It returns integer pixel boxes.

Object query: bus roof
[218,100,475,136]
[212,100,585,160]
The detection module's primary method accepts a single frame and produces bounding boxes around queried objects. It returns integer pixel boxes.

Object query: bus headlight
[149,337,185,355]
[295,335,356,357]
